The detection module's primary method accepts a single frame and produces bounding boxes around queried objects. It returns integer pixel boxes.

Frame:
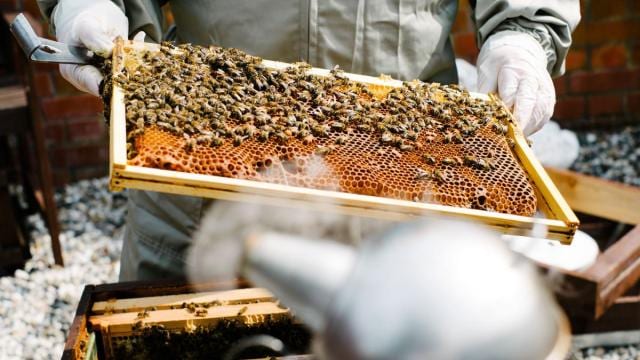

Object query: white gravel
[572,126,640,186]
[0,178,126,360]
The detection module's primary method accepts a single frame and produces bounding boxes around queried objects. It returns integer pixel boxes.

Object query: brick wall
[452,0,640,130]
[2,0,638,187]
[2,0,107,187]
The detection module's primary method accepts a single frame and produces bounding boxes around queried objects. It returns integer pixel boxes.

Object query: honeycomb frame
[108,39,579,243]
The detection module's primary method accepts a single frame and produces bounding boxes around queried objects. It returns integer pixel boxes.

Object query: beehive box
[63,280,311,360]
[107,39,578,243]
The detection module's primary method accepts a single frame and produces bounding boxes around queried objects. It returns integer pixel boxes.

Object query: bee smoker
[240,220,571,360]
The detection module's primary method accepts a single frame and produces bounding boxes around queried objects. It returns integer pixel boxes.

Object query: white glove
[477,31,555,136]
[53,0,128,96]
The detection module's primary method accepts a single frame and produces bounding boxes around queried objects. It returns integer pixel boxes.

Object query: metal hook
[9,13,94,65]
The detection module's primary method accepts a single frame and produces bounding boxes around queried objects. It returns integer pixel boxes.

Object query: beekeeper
[37,0,580,281]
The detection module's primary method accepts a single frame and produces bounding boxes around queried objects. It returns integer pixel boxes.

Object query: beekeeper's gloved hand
[53,0,128,96]
[477,31,555,136]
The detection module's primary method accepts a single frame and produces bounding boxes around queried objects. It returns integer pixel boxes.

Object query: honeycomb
[105,43,537,216]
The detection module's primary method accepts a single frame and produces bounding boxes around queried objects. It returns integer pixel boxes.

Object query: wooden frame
[108,39,578,243]
[542,167,640,332]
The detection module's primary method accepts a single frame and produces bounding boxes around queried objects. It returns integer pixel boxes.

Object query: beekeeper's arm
[472,0,580,135]
[36,0,164,96]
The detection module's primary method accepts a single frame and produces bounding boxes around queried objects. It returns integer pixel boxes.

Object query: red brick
[553,77,568,96]
[452,7,472,34]
[32,62,59,73]
[31,72,52,97]
[582,19,640,45]
[24,0,45,19]
[43,123,65,143]
[590,0,627,20]
[565,50,587,71]
[50,170,70,188]
[632,0,640,15]
[632,42,640,66]
[41,95,103,121]
[553,96,586,120]
[49,147,68,167]
[52,72,84,96]
[65,145,107,167]
[592,44,628,69]
[568,69,640,93]
[628,92,640,114]
[452,32,478,63]
[0,0,19,11]
[66,116,106,141]
[588,94,624,116]
[73,166,108,181]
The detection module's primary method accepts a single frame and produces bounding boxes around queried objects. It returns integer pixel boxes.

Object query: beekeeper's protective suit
[37,0,580,281]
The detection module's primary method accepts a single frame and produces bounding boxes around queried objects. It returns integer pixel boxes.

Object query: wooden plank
[503,110,578,228]
[0,86,27,110]
[545,167,640,225]
[115,171,575,242]
[90,302,289,336]
[109,40,577,243]
[91,288,274,314]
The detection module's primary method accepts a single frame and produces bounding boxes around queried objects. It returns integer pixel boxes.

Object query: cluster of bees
[105,42,513,162]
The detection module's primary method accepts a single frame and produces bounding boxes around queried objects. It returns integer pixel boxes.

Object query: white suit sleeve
[472,0,581,76]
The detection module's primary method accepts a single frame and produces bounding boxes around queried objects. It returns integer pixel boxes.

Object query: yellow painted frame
[109,39,579,243]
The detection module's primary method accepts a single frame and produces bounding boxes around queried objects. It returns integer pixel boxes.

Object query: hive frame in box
[108,39,579,243]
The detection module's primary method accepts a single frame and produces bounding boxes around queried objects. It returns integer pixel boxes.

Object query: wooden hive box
[108,39,578,242]
[63,280,312,360]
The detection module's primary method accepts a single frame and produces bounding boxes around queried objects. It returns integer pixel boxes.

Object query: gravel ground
[572,126,640,186]
[572,344,640,360]
[0,178,126,360]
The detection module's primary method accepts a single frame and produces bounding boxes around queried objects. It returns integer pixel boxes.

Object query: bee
[233,135,245,146]
[316,146,333,156]
[380,132,394,144]
[132,320,144,332]
[136,117,145,129]
[415,169,431,180]
[127,128,144,141]
[186,303,196,313]
[335,135,348,145]
[406,131,418,141]
[331,121,345,131]
[507,138,516,148]
[443,132,454,144]
[237,306,248,316]
[474,159,491,171]
[433,169,447,183]
[399,143,414,151]
[274,131,289,143]
[184,138,196,152]
[257,130,270,142]
[210,136,224,147]
[312,124,330,137]
[492,122,508,135]
[464,155,478,166]
[423,155,436,165]
[441,157,458,166]
[194,308,208,317]
[136,310,149,319]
